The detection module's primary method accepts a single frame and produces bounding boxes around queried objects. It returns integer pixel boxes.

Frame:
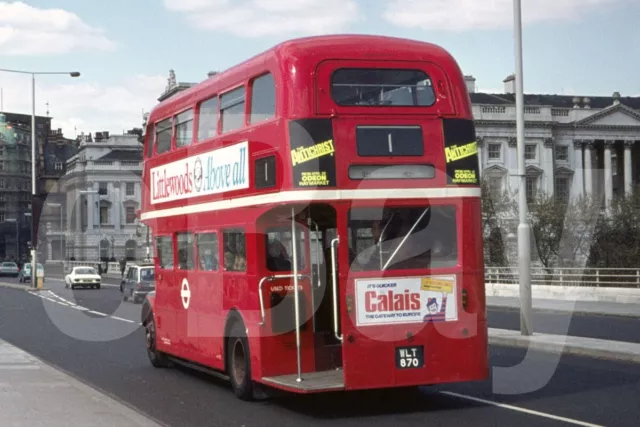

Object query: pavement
[0,276,639,426]
[0,338,163,427]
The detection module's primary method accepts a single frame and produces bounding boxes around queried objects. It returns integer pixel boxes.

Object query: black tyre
[145,313,171,368]
[227,322,254,400]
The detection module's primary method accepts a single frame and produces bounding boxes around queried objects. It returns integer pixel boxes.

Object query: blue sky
[0,0,638,137]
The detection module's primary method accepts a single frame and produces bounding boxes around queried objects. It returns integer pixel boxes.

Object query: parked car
[121,263,155,304]
[18,263,45,283]
[65,266,101,290]
[0,261,20,277]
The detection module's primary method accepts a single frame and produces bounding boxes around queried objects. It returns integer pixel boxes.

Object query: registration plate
[395,346,424,369]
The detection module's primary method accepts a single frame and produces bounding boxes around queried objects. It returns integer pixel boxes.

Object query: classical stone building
[51,131,148,261]
[467,75,640,207]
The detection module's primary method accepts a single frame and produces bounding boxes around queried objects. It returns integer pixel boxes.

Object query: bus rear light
[462,288,468,311]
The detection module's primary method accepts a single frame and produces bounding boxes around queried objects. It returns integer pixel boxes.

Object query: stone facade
[469,75,640,264]
[48,131,152,261]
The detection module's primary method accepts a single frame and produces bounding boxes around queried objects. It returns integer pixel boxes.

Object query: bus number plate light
[395,345,424,369]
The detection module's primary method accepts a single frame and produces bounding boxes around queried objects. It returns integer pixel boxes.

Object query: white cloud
[382,0,619,31]
[0,73,166,138]
[164,0,360,37]
[0,1,115,55]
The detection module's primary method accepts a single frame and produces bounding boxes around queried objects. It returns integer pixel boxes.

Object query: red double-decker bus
[139,34,487,400]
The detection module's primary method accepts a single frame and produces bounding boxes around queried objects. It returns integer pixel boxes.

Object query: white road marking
[44,297,57,303]
[70,305,89,311]
[439,391,605,427]
[88,311,108,317]
[111,316,136,324]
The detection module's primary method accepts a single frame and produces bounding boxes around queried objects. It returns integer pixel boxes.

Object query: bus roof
[146,34,459,124]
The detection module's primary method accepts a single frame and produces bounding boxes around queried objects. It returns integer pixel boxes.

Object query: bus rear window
[331,68,436,107]
[348,205,457,271]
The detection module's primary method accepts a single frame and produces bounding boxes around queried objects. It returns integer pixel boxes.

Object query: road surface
[0,278,638,427]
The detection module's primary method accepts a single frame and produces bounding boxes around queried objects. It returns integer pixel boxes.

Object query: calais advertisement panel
[355,275,458,326]
[150,141,249,204]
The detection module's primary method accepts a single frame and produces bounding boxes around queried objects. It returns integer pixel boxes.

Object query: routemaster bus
[139,34,487,400]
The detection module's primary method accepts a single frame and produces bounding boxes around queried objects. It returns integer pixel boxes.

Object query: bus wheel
[145,314,171,368]
[227,322,254,400]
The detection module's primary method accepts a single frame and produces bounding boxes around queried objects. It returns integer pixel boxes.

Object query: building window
[220,86,246,133]
[525,144,536,160]
[0,179,4,189]
[250,73,276,123]
[488,143,501,160]
[177,232,195,270]
[126,182,134,196]
[0,162,4,171]
[487,176,503,195]
[197,96,218,141]
[556,145,568,161]
[175,108,194,148]
[0,194,4,202]
[526,176,537,202]
[125,206,136,223]
[223,228,246,271]
[100,205,109,224]
[555,177,570,203]
[54,162,63,170]
[0,213,4,223]
[98,182,108,196]
[196,233,219,271]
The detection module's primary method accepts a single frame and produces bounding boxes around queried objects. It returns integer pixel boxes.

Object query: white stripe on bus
[140,187,481,220]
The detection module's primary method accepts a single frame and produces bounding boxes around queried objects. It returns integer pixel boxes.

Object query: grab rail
[257,274,310,326]
[330,237,342,342]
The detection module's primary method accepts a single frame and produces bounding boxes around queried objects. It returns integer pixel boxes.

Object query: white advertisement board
[355,275,458,326]
[150,141,249,204]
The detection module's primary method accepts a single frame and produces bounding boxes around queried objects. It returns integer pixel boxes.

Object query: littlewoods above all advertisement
[150,141,249,204]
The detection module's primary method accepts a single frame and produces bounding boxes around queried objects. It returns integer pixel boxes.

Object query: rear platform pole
[291,207,303,382]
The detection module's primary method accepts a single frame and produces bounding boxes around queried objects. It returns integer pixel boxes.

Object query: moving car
[121,263,155,304]
[18,263,45,283]
[65,266,101,290]
[0,262,20,277]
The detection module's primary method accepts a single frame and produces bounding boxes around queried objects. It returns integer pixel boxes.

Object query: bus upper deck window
[331,68,436,107]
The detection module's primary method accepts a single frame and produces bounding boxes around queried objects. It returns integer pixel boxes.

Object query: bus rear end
[307,47,487,391]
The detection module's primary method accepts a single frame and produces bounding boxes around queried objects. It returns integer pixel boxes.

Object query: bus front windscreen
[348,205,457,271]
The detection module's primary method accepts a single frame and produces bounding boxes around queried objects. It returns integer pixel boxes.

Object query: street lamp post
[0,68,80,288]
[512,0,533,335]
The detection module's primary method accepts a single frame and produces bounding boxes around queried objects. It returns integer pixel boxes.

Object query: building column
[624,140,634,196]
[74,190,82,232]
[572,140,584,198]
[584,140,594,196]
[477,137,484,178]
[604,140,614,209]
[543,138,555,196]
[114,183,121,229]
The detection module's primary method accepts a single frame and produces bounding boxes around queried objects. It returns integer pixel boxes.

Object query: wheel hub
[232,339,246,385]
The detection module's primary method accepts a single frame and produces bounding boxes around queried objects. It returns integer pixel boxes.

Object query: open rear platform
[262,369,345,392]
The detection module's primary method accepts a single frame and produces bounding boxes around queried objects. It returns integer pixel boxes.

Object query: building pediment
[525,165,543,175]
[484,164,508,175]
[574,104,640,127]
[555,166,574,176]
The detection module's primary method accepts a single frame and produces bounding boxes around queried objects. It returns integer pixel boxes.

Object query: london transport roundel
[181,278,191,309]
